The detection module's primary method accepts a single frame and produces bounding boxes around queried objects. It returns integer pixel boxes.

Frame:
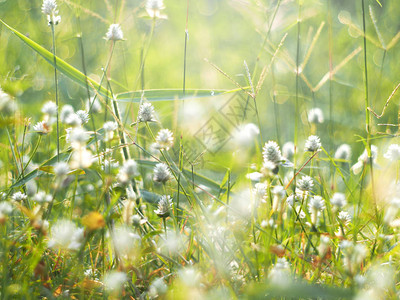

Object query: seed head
[106,24,124,41]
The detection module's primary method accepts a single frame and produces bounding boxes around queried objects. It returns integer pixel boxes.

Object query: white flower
[246,172,263,182]
[60,105,74,123]
[308,108,324,124]
[86,97,101,113]
[253,183,267,203]
[112,225,141,258]
[0,202,13,221]
[384,144,400,161]
[282,141,295,159]
[117,159,139,183]
[53,161,70,176]
[153,163,172,183]
[351,145,378,175]
[138,103,155,122]
[338,211,351,225]
[70,147,93,169]
[11,191,27,202]
[155,129,174,150]
[69,127,89,148]
[32,191,52,203]
[146,0,166,18]
[105,24,124,41]
[263,141,282,166]
[0,87,16,114]
[149,278,168,298]
[383,198,400,225]
[233,123,260,146]
[65,113,82,127]
[103,121,118,142]
[318,236,330,257]
[102,159,119,171]
[154,195,172,218]
[41,101,57,116]
[76,110,89,124]
[48,220,84,250]
[308,196,325,224]
[103,271,127,292]
[334,144,351,161]
[304,135,321,152]
[268,258,291,286]
[42,0,61,25]
[330,193,347,209]
[297,175,313,192]
[33,121,50,135]
[286,192,302,207]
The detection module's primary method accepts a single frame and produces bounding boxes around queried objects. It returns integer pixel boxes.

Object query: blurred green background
[1,0,399,173]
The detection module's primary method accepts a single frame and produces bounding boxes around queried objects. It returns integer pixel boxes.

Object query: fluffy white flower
[330,193,347,209]
[117,159,139,183]
[338,211,351,225]
[76,110,89,124]
[304,135,321,152]
[154,195,172,218]
[11,191,27,202]
[297,175,314,192]
[112,225,141,258]
[334,144,351,161]
[146,0,166,18]
[48,220,84,250]
[60,105,74,123]
[103,271,127,292]
[155,129,174,150]
[233,123,260,146]
[153,163,172,183]
[86,97,101,113]
[384,144,400,161]
[33,121,50,135]
[42,0,61,25]
[32,191,52,203]
[138,103,155,122]
[105,24,124,41]
[351,145,378,175]
[53,161,70,176]
[103,121,118,142]
[41,101,57,116]
[263,141,282,166]
[282,141,295,159]
[308,108,324,124]
[70,147,93,169]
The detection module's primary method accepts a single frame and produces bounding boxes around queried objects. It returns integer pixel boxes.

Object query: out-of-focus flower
[76,110,89,124]
[155,129,174,150]
[105,24,124,41]
[117,159,139,183]
[246,172,263,182]
[32,191,52,203]
[41,101,57,116]
[33,121,51,135]
[70,147,93,169]
[338,211,351,225]
[60,105,74,123]
[48,220,84,250]
[282,141,295,159]
[384,144,400,161]
[330,193,347,210]
[54,161,70,176]
[268,258,291,286]
[112,225,141,258]
[0,202,13,223]
[153,163,172,183]
[308,108,324,124]
[263,141,282,167]
[383,198,400,225]
[11,191,27,202]
[308,196,325,224]
[334,144,351,161]
[146,0,167,19]
[233,123,259,147]
[103,121,118,142]
[297,175,314,192]
[304,135,321,152]
[351,145,378,175]
[103,271,127,292]
[86,97,101,113]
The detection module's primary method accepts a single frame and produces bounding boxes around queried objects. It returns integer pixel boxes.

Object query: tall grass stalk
[50,23,60,162]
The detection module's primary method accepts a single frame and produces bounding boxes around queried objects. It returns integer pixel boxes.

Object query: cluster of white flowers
[146,0,166,18]
[105,24,124,41]
[153,163,172,183]
[154,128,174,150]
[304,135,321,152]
[154,195,172,218]
[41,0,61,25]
[48,220,84,250]
[117,159,139,183]
[138,102,156,123]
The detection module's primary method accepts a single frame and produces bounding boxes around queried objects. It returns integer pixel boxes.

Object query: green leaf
[116,87,248,102]
[136,160,224,193]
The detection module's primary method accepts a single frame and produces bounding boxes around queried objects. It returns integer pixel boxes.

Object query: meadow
[0,0,400,298]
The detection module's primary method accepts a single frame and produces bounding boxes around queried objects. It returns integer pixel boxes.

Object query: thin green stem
[50,24,60,162]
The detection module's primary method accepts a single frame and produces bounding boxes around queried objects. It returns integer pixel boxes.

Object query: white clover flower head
[335,144,352,161]
[48,220,84,250]
[318,235,330,257]
[103,271,127,292]
[41,101,57,116]
[153,163,172,183]
[297,175,314,192]
[33,121,50,135]
[70,147,93,169]
[253,183,267,202]
[233,123,260,146]
[138,102,155,122]
[282,141,295,159]
[32,191,52,203]
[113,225,141,258]
[65,113,82,127]
[76,110,90,124]
[106,24,124,41]
[263,141,282,166]
[272,185,285,199]
[148,278,168,298]
[269,257,291,286]
[286,192,302,207]
[69,127,89,148]
[103,121,118,142]
[60,105,74,123]
[146,0,166,18]
[308,107,324,124]
[308,196,325,212]
[117,159,139,183]
[246,172,263,182]
[11,191,27,202]
[384,144,400,161]
[53,161,70,176]
[338,211,351,225]
[42,0,61,25]
[155,128,174,150]
[86,97,101,113]
[305,135,321,152]
[330,193,347,209]
[0,202,13,221]
[154,195,172,218]
[352,145,378,174]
